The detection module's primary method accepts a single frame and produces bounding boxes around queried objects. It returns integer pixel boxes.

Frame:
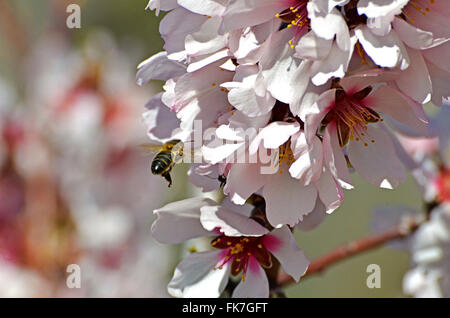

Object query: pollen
[278,143,295,168]
[210,235,272,278]
[230,243,244,255]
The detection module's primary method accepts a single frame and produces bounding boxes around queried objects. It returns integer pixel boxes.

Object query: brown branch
[277,217,422,287]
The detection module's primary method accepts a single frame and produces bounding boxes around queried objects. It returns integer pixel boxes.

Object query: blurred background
[0,0,423,297]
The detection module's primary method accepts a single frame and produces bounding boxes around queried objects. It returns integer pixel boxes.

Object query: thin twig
[277,217,422,287]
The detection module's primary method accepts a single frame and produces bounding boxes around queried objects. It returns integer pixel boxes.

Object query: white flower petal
[263,173,318,227]
[347,126,406,188]
[250,121,300,154]
[357,0,408,18]
[232,259,269,298]
[310,36,356,86]
[394,47,432,104]
[315,168,343,213]
[152,198,216,244]
[267,227,309,282]
[225,164,267,205]
[200,205,269,237]
[136,51,186,85]
[168,251,230,298]
[220,0,284,33]
[370,85,428,133]
[296,199,327,231]
[294,31,332,60]
[355,25,409,70]
[289,132,323,185]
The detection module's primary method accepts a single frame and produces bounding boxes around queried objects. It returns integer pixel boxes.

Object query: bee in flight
[139,139,185,187]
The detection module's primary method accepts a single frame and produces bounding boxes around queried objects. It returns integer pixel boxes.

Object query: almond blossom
[304,70,429,188]
[151,197,309,298]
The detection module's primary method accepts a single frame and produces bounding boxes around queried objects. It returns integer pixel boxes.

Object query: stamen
[323,87,381,147]
[278,143,295,174]
[275,1,309,49]
[403,0,434,23]
[211,235,271,278]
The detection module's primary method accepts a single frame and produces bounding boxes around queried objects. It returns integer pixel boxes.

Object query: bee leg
[162,172,172,187]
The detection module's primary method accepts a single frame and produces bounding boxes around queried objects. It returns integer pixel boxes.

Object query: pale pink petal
[260,29,307,104]
[186,49,231,73]
[369,85,428,134]
[404,0,450,39]
[315,168,344,213]
[427,61,450,106]
[304,89,336,144]
[347,126,406,188]
[225,164,267,205]
[143,93,189,143]
[220,197,254,218]
[289,132,323,185]
[296,199,327,231]
[220,0,284,33]
[423,42,450,73]
[392,17,446,50]
[263,173,318,227]
[146,0,178,15]
[308,5,350,51]
[266,227,309,282]
[394,48,432,104]
[136,51,186,85]
[160,7,206,56]
[250,121,300,154]
[168,250,230,298]
[310,37,356,86]
[340,69,400,93]
[178,0,226,16]
[294,31,332,60]
[357,0,408,18]
[188,164,223,192]
[200,205,269,237]
[355,25,409,70]
[231,258,269,298]
[222,65,276,117]
[152,198,215,244]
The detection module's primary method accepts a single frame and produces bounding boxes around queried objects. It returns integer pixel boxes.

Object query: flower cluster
[139,0,450,297]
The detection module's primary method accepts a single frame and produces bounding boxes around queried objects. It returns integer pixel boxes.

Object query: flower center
[436,170,450,203]
[211,235,272,280]
[276,1,309,48]
[322,87,382,147]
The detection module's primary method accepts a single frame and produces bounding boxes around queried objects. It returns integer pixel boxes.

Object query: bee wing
[138,143,164,154]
